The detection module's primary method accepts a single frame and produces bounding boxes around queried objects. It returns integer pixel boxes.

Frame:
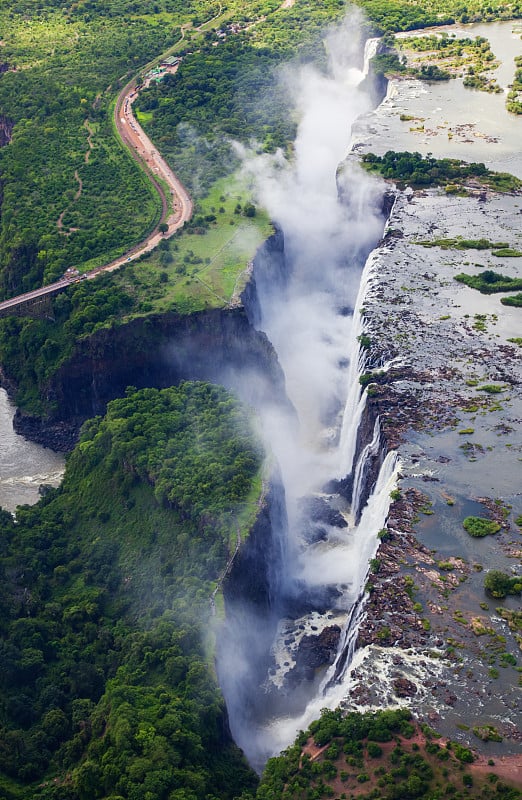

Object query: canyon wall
[13,231,290,451]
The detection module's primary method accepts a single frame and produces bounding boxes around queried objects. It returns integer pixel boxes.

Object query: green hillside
[0,383,262,800]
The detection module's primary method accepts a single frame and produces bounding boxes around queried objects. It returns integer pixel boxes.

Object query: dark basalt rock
[393,676,418,697]
[13,307,289,451]
[282,582,344,618]
[297,625,341,668]
[241,226,287,328]
[0,114,13,147]
[299,496,348,529]
[286,625,342,684]
[9,228,293,452]
[13,410,79,452]
[298,496,349,543]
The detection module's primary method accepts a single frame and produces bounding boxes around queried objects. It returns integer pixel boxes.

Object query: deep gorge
[7,23,399,771]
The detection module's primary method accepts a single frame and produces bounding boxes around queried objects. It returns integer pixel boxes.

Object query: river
[0,11,520,765]
[219,15,522,767]
[344,17,522,755]
[0,389,64,513]
[358,20,522,176]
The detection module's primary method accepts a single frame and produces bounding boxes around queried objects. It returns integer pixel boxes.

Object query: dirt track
[0,64,193,314]
[106,67,193,272]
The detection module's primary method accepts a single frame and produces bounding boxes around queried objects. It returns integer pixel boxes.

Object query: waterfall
[351,416,381,520]
[321,449,399,690]
[337,248,379,477]
[246,451,399,766]
[216,15,402,770]
[325,590,368,688]
[362,37,381,78]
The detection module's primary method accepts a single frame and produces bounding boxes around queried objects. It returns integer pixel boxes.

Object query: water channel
[0,388,64,513]
[360,19,522,176]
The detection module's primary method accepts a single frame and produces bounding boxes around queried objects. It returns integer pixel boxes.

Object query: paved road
[0,65,193,314]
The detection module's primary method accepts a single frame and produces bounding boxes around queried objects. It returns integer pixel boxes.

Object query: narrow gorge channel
[216,19,400,770]
[0,17,401,771]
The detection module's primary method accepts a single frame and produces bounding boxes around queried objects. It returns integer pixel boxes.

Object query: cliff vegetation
[0,382,262,800]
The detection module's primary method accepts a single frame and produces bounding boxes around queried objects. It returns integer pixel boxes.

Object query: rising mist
[216,11,398,770]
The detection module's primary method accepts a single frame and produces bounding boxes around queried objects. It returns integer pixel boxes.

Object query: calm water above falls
[0,389,64,512]
[359,20,522,177]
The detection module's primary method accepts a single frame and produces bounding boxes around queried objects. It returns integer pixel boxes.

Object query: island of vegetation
[1,0,522,796]
[360,151,522,191]
[257,708,522,799]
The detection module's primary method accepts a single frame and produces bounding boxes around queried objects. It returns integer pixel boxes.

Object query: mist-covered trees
[134,36,297,196]
[0,382,262,798]
[75,382,263,523]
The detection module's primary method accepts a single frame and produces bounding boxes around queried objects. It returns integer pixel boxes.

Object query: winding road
[0,63,193,315]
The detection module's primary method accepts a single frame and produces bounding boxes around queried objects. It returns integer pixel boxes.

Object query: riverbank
[342,57,522,756]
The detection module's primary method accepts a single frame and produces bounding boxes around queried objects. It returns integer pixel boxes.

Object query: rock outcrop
[0,114,13,147]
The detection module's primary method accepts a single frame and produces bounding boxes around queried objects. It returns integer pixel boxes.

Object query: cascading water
[351,416,381,521]
[216,13,399,770]
[337,248,380,478]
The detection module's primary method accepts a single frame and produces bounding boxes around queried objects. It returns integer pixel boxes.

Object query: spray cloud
[216,11,396,770]
[238,8,385,527]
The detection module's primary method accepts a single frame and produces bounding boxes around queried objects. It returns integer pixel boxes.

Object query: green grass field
[114,174,273,314]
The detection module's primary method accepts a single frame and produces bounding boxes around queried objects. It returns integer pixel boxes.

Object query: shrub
[477,384,504,393]
[501,293,522,307]
[454,744,474,763]
[367,742,383,758]
[462,517,501,537]
[484,570,522,598]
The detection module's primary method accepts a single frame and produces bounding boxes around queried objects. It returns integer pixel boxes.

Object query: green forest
[1,0,522,797]
[257,708,522,799]
[0,382,262,800]
[1,0,521,298]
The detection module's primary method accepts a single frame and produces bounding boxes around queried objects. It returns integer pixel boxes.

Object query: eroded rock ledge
[13,306,287,450]
[346,185,522,750]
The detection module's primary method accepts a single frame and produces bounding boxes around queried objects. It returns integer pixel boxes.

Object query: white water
[337,248,380,478]
[0,389,64,512]
[219,24,406,770]
[248,451,399,765]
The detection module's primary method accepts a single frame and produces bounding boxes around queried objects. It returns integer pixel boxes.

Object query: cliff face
[12,227,292,451]
[217,474,289,741]
[240,225,287,328]
[14,306,287,450]
[224,474,288,614]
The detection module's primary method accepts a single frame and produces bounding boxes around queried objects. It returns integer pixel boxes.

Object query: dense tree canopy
[0,383,262,799]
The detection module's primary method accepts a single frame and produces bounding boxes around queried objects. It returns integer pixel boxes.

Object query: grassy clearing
[115,174,273,315]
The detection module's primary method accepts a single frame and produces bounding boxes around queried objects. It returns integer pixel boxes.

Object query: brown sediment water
[0,389,64,512]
